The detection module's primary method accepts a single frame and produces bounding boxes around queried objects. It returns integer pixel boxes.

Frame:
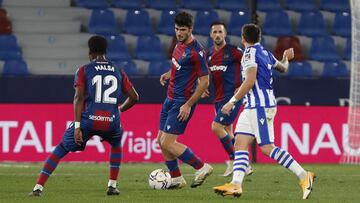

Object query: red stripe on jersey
[120,69,133,93]
[92,110,111,131]
[211,47,225,102]
[231,47,242,89]
[74,66,85,87]
[167,64,176,99]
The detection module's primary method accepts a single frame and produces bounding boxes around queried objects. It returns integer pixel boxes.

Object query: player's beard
[214,37,225,46]
[177,33,190,43]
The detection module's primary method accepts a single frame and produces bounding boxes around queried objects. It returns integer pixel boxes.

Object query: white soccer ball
[148,169,172,190]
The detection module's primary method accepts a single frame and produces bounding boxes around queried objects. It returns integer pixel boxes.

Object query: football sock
[219,134,235,160]
[36,143,69,186]
[109,145,122,181]
[165,159,181,178]
[231,150,249,185]
[270,147,307,180]
[178,148,204,170]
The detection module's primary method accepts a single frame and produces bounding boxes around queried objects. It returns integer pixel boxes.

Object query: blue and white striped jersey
[241,43,278,109]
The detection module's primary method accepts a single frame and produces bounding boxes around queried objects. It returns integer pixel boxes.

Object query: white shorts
[234,107,277,146]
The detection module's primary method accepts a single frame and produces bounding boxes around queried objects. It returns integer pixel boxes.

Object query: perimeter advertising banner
[0,104,347,163]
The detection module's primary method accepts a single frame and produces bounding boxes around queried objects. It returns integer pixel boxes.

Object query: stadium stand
[274,36,305,61]
[287,61,313,77]
[74,0,108,9]
[112,0,145,10]
[148,0,178,10]
[217,0,248,11]
[2,60,28,75]
[158,10,178,36]
[228,11,250,35]
[194,10,219,35]
[309,36,340,61]
[285,0,317,12]
[332,11,351,37]
[123,9,153,35]
[262,11,293,36]
[88,9,118,35]
[298,11,327,37]
[322,60,349,77]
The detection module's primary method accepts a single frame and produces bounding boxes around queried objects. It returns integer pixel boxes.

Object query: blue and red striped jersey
[74,59,133,131]
[167,39,209,101]
[207,44,242,102]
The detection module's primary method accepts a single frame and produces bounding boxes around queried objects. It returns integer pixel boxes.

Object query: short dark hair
[210,21,227,30]
[241,24,261,44]
[88,35,107,55]
[174,11,193,28]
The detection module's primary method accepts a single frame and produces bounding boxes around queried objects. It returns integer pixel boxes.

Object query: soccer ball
[148,169,171,189]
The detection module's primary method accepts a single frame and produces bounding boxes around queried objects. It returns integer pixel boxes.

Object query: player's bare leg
[157,131,186,189]
[213,134,254,197]
[260,144,315,199]
[159,132,213,188]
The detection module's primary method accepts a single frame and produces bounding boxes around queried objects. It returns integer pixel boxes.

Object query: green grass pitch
[0,163,359,203]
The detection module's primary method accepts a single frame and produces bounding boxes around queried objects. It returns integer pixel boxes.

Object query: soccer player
[158,11,213,189]
[205,22,253,177]
[213,24,315,199]
[29,36,139,196]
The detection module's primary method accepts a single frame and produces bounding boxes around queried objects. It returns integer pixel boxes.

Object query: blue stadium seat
[298,11,327,37]
[148,60,171,75]
[181,0,214,10]
[309,36,340,61]
[320,0,350,12]
[332,12,351,37]
[74,0,108,9]
[194,10,219,35]
[257,0,282,11]
[105,35,131,61]
[148,0,177,10]
[322,61,349,77]
[287,61,312,77]
[158,10,178,36]
[228,11,250,35]
[0,35,22,60]
[285,0,317,11]
[262,11,293,36]
[135,35,165,61]
[3,60,29,75]
[114,60,138,75]
[218,0,248,11]
[124,9,153,35]
[112,0,144,9]
[88,9,118,35]
[206,36,231,49]
[344,37,351,60]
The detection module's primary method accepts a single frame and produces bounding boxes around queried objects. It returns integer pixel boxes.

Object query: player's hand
[160,72,170,86]
[201,89,209,98]
[221,102,234,116]
[74,128,83,146]
[178,103,191,122]
[283,48,294,61]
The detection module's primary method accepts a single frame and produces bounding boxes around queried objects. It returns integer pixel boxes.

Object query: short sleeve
[192,49,209,77]
[121,69,133,93]
[74,66,85,87]
[241,47,257,71]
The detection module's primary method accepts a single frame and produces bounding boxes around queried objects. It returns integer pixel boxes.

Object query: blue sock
[165,159,181,177]
[220,134,235,160]
[178,148,204,170]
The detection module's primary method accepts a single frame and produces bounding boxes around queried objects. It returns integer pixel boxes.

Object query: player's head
[210,21,227,46]
[88,35,107,60]
[174,11,193,43]
[241,24,261,46]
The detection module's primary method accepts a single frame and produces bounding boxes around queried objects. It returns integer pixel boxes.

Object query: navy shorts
[61,122,123,152]
[214,99,242,126]
[159,98,196,135]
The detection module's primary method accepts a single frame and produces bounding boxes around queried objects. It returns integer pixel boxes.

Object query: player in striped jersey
[213,24,315,199]
[158,11,213,189]
[205,22,253,177]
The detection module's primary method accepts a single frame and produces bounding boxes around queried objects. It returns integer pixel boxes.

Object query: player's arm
[160,70,171,86]
[119,69,139,112]
[178,75,209,121]
[119,87,139,112]
[73,66,85,145]
[274,48,294,73]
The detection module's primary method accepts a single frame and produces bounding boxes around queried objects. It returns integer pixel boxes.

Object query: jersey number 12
[92,75,118,104]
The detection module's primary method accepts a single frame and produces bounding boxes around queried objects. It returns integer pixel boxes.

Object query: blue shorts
[214,99,242,126]
[61,122,123,152]
[159,98,196,135]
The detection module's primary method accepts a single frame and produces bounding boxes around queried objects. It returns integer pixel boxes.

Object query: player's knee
[211,122,223,135]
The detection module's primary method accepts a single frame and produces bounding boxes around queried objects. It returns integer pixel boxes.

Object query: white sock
[231,150,249,185]
[33,184,43,191]
[270,147,307,180]
[108,179,117,188]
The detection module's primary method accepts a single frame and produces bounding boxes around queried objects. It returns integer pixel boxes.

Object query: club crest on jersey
[181,52,187,59]
[172,57,182,70]
[223,54,229,59]
[244,53,251,62]
[94,65,115,72]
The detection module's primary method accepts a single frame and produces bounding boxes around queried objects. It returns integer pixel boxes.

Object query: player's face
[175,24,192,43]
[210,24,226,46]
